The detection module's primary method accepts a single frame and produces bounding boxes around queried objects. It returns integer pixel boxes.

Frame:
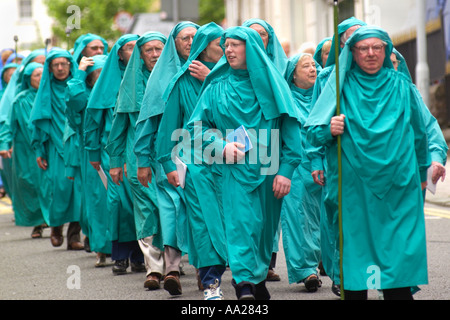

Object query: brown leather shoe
[163,271,182,295]
[50,226,63,247]
[144,273,161,290]
[67,241,84,250]
[266,269,281,281]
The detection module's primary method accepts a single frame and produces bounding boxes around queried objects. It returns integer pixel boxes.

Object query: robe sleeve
[84,108,105,162]
[105,112,128,168]
[134,114,161,168]
[0,97,17,151]
[277,115,302,179]
[409,84,432,182]
[156,84,183,174]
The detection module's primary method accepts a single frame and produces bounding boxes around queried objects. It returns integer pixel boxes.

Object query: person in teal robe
[156,22,226,299]
[186,26,303,300]
[84,34,144,275]
[30,49,84,250]
[242,17,289,282]
[0,63,19,100]
[308,18,367,296]
[133,21,199,296]
[313,37,332,70]
[65,54,111,265]
[0,49,47,199]
[0,62,19,197]
[280,53,324,292]
[72,33,108,64]
[242,18,288,73]
[0,62,46,237]
[305,26,431,300]
[105,31,167,287]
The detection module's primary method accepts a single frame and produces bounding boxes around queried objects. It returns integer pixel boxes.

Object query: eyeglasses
[176,35,195,43]
[352,44,385,55]
[50,62,71,68]
[221,42,245,50]
[391,60,401,66]
[86,45,105,51]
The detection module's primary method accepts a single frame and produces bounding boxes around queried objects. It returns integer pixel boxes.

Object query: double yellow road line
[425,207,450,219]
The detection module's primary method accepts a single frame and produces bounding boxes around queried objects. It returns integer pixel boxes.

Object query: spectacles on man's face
[352,44,385,55]
[176,35,195,43]
[391,60,401,66]
[86,45,105,51]
[50,62,71,68]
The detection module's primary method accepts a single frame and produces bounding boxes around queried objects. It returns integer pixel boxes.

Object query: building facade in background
[0,0,53,51]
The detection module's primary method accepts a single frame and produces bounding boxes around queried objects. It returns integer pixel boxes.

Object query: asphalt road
[0,197,449,303]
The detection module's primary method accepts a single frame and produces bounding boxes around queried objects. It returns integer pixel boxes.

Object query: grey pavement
[0,157,450,303]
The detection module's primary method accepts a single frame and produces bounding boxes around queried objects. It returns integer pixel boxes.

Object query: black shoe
[112,259,128,275]
[331,282,341,297]
[130,261,146,273]
[232,279,255,300]
[84,237,91,253]
[304,274,322,292]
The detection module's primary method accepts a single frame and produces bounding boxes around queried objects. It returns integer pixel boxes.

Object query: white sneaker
[203,279,224,300]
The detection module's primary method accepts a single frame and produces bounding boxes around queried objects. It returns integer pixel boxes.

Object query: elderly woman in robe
[187,26,302,300]
[280,53,324,293]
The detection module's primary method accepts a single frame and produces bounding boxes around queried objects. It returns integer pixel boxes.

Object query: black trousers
[344,287,413,300]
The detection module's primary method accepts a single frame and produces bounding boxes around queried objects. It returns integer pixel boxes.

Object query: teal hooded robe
[280,53,323,284]
[186,26,303,285]
[305,26,431,291]
[30,49,82,227]
[0,62,46,226]
[72,33,108,64]
[65,54,111,253]
[106,32,167,249]
[156,22,226,269]
[0,49,47,196]
[133,22,199,254]
[84,34,139,243]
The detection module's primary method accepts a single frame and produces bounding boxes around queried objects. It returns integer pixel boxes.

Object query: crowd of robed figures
[0,15,447,301]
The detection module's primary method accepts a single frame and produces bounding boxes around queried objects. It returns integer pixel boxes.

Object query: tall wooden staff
[333,0,344,301]
[13,35,19,63]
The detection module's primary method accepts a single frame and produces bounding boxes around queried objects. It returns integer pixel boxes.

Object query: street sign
[114,11,133,33]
